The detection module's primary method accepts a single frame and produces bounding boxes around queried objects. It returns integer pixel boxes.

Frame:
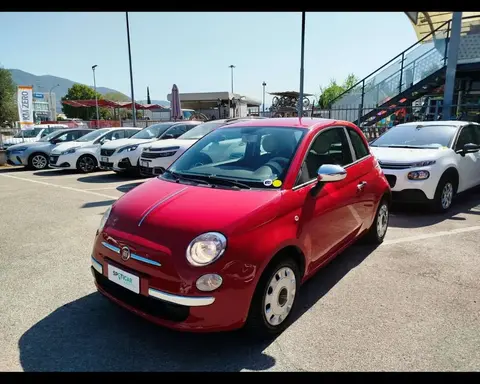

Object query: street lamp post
[228,65,235,118]
[262,81,267,115]
[298,12,306,118]
[229,64,235,93]
[216,98,222,119]
[49,83,59,121]
[126,12,136,127]
[91,65,100,127]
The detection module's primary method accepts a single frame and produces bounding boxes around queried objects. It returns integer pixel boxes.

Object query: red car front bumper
[90,255,255,333]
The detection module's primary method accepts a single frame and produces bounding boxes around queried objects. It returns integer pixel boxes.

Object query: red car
[91,118,391,336]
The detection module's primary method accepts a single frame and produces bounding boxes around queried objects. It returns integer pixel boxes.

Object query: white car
[99,121,202,174]
[1,124,68,149]
[369,120,480,212]
[49,127,140,173]
[138,118,258,177]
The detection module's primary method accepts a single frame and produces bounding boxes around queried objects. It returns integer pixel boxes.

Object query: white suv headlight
[186,232,227,267]
[98,206,112,233]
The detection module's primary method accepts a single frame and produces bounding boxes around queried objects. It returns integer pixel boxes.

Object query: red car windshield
[165,126,306,189]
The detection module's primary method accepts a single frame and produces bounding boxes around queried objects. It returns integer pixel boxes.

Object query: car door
[344,126,378,227]
[453,124,480,191]
[291,126,360,272]
[471,124,480,188]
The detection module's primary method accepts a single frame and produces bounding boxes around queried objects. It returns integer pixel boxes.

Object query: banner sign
[17,85,34,130]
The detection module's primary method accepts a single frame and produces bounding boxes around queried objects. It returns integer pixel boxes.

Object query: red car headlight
[186,232,227,267]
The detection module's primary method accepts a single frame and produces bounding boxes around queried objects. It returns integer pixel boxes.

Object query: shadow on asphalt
[0,166,26,173]
[77,173,141,184]
[33,169,79,177]
[81,200,117,209]
[18,242,377,372]
[116,181,145,193]
[388,188,480,229]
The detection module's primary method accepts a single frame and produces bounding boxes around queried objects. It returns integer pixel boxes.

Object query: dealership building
[32,92,57,122]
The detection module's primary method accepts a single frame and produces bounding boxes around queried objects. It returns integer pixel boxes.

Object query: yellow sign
[272,180,282,187]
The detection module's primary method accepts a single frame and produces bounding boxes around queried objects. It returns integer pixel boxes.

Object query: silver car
[6,128,93,170]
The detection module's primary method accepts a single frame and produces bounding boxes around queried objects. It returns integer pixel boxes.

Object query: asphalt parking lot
[0,166,479,372]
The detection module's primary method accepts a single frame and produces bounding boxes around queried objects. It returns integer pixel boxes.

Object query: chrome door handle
[357,181,367,191]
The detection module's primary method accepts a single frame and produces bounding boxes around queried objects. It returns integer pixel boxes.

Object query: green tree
[61,83,103,120]
[0,67,18,126]
[317,73,360,109]
[343,73,359,90]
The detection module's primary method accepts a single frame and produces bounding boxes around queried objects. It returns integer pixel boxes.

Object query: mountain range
[8,69,170,113]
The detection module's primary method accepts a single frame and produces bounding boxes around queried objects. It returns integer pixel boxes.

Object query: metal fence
[2,103,479,149]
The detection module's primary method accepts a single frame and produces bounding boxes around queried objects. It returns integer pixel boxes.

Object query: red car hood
[106,177,281,246]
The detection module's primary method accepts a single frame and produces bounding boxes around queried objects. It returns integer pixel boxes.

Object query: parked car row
[5,117,480,337]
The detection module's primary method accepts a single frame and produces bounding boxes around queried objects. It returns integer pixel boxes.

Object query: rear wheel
[28,153,48,170]
[245,257,300,338]
[363,198,389,244]
[76,154,97,173]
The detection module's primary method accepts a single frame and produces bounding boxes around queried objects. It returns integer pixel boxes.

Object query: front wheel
[76,155,97,173]
[28,153,49,170]
[431,176,455,213]
[363,198,389,244]
[245,257,300,338]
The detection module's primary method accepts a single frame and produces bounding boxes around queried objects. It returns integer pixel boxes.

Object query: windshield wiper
[163,170,212,187]
[385,145,424,149]
[181,173,251,190]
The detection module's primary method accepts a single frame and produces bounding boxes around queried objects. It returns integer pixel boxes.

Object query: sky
[0,12,417,105]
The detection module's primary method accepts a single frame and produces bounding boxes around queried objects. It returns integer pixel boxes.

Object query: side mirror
[310,164,347,197]
[102,138,111,144]
[463,142,480,153]
[164,134,174,139]
[50,139,59,144]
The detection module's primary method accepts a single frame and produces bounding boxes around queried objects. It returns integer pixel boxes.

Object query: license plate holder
[101,157,108,162]
[107,264,140,294]
[141,160,150,167]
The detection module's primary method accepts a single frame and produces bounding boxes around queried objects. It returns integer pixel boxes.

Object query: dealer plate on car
[107,264,140,294]
[101,157,109,162]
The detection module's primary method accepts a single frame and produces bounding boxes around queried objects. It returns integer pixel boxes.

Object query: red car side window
[296,127,353,186]
[347,128,370,160]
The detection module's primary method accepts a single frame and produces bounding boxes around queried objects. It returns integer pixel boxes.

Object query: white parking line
[382,225,480,246]
[2,172,480,246]
[0,173,118,200]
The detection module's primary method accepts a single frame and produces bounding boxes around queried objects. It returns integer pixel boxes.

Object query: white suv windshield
[178,121,227,140]
[14,128,43,138]
[131,123,176,139]
[370,124,458,148]
[75,128,110,142]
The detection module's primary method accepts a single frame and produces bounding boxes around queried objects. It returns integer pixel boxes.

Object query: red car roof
[219,117,350,130]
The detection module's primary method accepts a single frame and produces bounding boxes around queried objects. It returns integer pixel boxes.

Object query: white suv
[369,120,480,212]
[99,121,201,174]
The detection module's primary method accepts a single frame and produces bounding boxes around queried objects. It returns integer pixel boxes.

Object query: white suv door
[454,124,480,191]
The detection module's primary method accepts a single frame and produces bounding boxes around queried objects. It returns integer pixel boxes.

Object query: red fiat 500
[91,118,391,336]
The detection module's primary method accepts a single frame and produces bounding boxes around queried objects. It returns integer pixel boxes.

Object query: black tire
[76,154,98,173]
[431,174,456,213]
[363,198,389,244]
[28,152,49,170]
[245,256,301,338]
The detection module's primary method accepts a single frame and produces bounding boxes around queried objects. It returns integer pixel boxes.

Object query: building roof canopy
[406,12,480,41]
